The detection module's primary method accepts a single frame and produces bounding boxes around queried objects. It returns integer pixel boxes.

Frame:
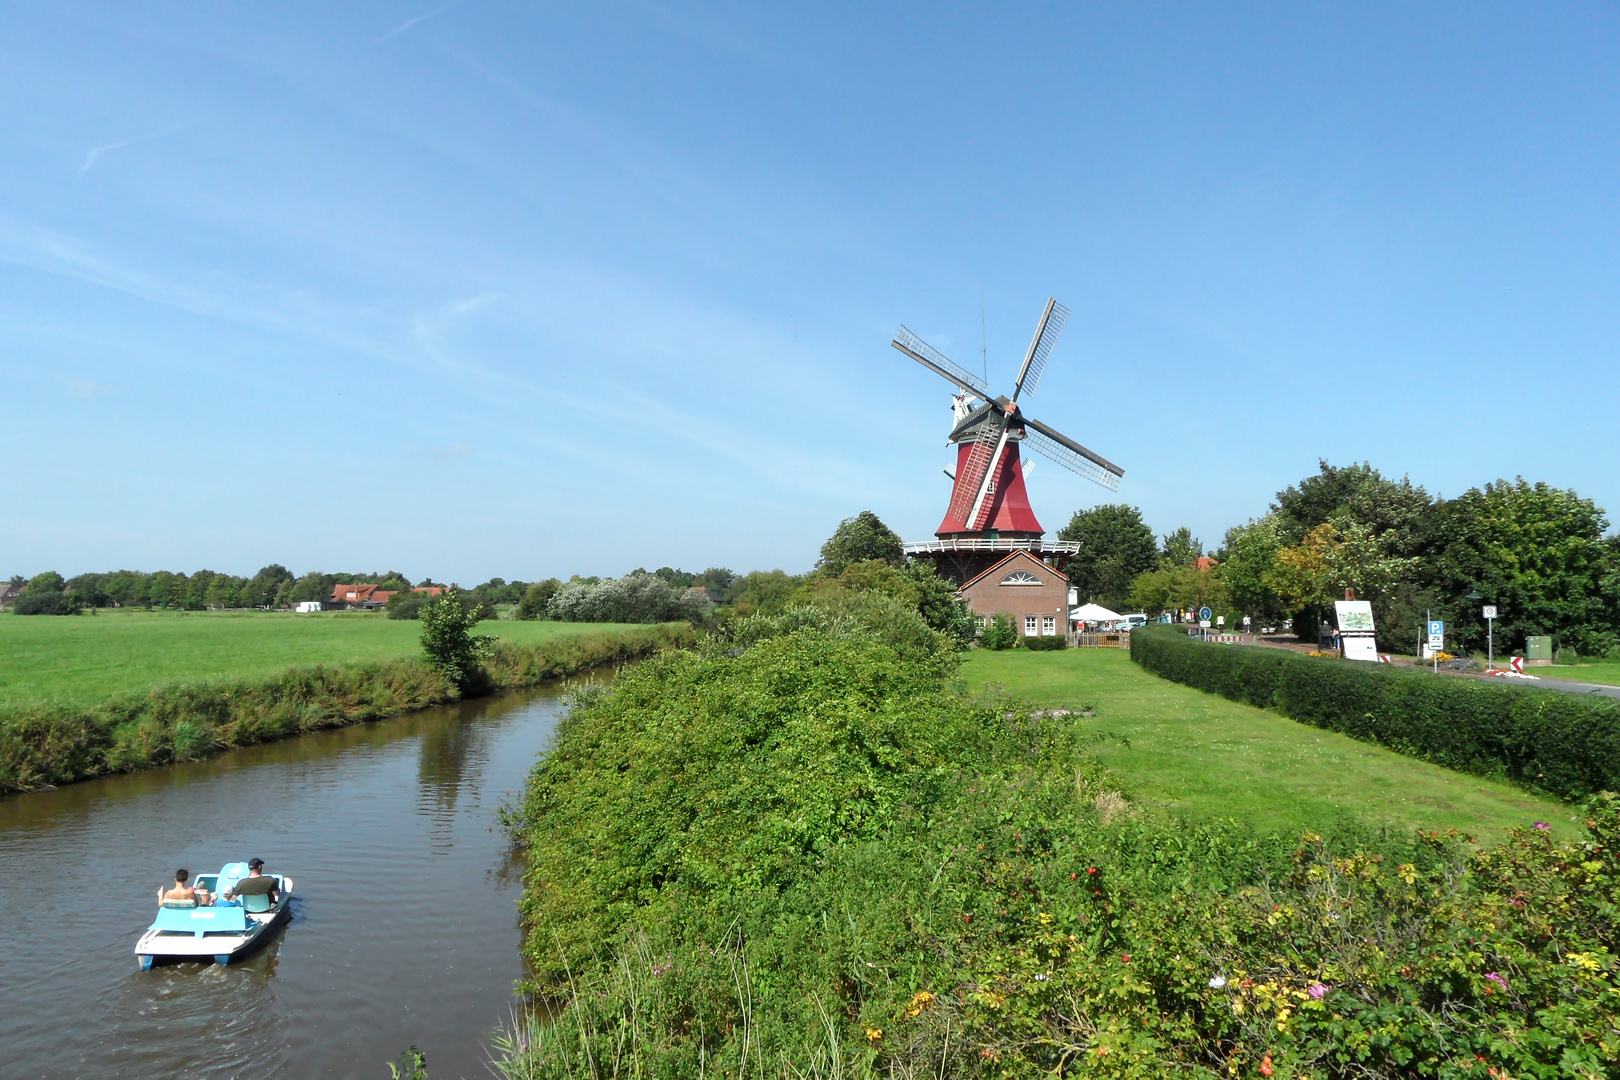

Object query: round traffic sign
[1198,606,1212,621]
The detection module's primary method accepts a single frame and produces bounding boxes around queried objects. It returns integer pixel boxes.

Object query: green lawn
[960,647,1572,843]
[1542,661,1620,687]
[0,609,644,706]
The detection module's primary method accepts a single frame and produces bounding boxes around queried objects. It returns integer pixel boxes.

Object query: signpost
[1428,619,1445,672]
[1198,605,1212,629]
[1483,605,1497,668]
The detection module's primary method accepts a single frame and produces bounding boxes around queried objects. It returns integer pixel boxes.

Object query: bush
[384,591,432,620]
[1021,633,1067,651]
[1131,624,1620,800]
[517,578,561,620]
[419,589,495,690]
[12,592,81,615]
[503,620,1620,1079]
[547,572,713,624]
[980,612,1017,650]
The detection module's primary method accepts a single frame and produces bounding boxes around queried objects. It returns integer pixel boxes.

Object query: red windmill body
[890,298,1125,586]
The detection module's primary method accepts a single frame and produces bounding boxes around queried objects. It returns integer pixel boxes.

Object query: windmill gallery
[891,298,1125,640]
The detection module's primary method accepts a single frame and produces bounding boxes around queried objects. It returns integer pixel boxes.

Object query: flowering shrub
[504,619,1619,1079]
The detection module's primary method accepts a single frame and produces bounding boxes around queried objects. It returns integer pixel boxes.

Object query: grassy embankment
[959,648,1571,842]
[500,600,1617,1079]
[0,609,692,793]
[1544,660,1620,686]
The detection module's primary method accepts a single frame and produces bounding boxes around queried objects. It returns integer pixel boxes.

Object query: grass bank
[0,608,640,706]
[959,648,1570,842]
[0,623,692,793]
[1544,660,1620,687]
[502,606,1618,1079]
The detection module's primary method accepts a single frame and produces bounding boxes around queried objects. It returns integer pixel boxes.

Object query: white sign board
[1343,636,1381,662]
[1483,605,1497,620]
[1334,600,1375,633]
[1427,620,1445,648]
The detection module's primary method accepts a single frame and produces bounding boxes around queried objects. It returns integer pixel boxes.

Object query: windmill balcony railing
[902,538,1082,555]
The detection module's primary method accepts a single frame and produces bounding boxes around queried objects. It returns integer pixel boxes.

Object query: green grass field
[960,647,1571,842]
[0,609,643,706]
[1544,660,1620,686]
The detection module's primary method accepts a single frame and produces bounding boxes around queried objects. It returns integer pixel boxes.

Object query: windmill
[892,298,1125,584]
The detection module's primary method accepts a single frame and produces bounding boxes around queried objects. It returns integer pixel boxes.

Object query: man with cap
[224,858,284,905]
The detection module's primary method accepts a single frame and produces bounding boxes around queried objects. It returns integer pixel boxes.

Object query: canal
[0,680,589,1079]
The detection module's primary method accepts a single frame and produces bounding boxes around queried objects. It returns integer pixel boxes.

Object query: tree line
[1061,461,1620,658]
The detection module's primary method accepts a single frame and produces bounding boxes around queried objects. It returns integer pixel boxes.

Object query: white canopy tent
[1070,602,1121,623]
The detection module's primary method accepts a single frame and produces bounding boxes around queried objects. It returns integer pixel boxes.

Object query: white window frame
[1000,570,1043,586]
[1024,615,1038,636]
[1042,615,1056,636]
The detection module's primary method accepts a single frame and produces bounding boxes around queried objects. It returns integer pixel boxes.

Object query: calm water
[0,680,593,1080]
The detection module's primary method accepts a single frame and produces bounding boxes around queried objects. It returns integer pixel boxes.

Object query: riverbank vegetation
[502,600,1617,1078]
[0,624,691,793]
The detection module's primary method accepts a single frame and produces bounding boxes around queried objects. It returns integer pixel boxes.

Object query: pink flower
[1533,822,1551,831]
[1485,971,1508,988]
[1307,982,1329,999]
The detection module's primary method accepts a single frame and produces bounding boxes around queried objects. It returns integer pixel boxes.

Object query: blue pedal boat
[135,862,292,969]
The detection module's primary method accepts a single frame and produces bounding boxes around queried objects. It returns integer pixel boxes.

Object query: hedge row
[1130,624,1620,801]
[0,624,693,794]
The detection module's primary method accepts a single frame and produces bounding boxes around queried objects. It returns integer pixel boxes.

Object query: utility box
[1525,635,1553,666]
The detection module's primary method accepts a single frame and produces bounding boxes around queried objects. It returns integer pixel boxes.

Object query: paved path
[1461,673,1620,700]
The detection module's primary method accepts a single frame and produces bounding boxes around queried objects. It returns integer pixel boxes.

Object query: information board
[1343,636,1381,662]
[1334,600,1375,633]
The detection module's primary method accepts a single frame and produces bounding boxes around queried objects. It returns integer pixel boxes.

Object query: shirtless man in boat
[158,869,211,906]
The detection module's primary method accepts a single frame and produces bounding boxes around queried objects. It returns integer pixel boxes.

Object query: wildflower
[865,1028,883,1043]
[1534,822,1551,831]
[1094,1045,1110,1057]
[1208,975,1227,989]
[1260,1054,1274,1076]
[1120,953,1131,963]
[1484,971,1508,989]
[1070,872,1077,880]
[1307,983,1328,1000]
[1087,866,1098,875]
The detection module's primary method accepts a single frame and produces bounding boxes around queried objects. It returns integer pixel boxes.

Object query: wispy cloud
[67,379,110,398]
[76,118,207,180]
[379,1,465,43]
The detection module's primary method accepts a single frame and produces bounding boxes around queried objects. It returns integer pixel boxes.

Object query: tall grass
[0,624,693,793]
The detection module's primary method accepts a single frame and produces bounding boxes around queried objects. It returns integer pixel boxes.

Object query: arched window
[1000,569,1042,586]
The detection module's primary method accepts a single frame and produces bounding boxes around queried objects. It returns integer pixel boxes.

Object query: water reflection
[0,681,588,1080]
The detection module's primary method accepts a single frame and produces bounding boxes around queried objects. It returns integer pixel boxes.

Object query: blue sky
[4,3,1618,582]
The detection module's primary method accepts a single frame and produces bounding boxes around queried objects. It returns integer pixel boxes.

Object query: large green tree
[817,511,903,576]
[1058,504,1158,609]
[1273,460,1432,557]
[1158,526,1202,569]
[1422,479,1617,656]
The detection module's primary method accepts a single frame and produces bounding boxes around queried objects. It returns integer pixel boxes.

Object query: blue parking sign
[1428,620,1444,637]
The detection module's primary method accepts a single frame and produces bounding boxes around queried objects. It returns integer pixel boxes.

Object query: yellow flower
[865,1028,883,1042]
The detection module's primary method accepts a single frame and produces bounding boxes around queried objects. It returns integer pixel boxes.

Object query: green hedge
[1131,624,1620,800]
[0,624,694,793]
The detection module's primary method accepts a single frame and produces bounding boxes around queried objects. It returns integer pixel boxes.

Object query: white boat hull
[135,895,290,968]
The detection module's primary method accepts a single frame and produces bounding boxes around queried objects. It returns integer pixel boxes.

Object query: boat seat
[240,891,274,914]
[160,898,197,909]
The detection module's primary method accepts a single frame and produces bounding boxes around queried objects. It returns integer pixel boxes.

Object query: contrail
[77,118,205,179]
[379,0,464,42]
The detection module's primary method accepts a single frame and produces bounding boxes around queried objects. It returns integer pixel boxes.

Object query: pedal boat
[136,862,292,969]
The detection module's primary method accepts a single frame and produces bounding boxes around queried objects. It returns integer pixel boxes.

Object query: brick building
[955,550,1069,639]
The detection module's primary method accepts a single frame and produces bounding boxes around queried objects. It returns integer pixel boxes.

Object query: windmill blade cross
[1023,415,1124,492]
[1013,298,1070,400]
[947,418,1003,527]
[892,327,990,399]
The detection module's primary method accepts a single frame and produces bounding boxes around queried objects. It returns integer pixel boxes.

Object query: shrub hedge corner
[1130,624,1620,801]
